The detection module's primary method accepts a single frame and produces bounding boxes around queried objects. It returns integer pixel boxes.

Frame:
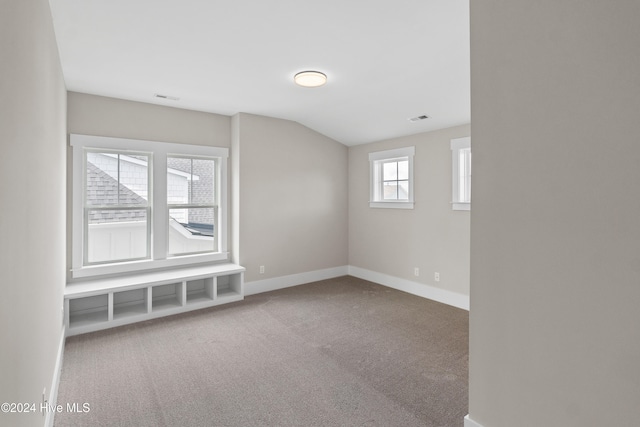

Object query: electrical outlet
[434,272,440,282]
[259,265,265,274]
[414,268,419,277]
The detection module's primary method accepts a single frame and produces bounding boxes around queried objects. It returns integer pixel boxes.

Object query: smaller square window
[369,146,415,209]
[451,137,471,211]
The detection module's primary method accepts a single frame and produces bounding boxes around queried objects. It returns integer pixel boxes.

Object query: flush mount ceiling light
[294,71,327,88]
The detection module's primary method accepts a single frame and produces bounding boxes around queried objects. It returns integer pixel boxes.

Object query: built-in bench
[64,263,245,336]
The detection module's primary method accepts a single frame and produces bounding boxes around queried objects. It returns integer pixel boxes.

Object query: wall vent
[154,93,180,101]
[408,115,429,122]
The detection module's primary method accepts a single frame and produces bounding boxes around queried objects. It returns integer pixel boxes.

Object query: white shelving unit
[65,263,245,336]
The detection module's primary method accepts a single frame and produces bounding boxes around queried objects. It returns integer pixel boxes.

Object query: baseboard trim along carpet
[348,266,470,311]
[464,414,484,427]
[245,265,469,311]
[46,327,66,427]
[244,266,349,296]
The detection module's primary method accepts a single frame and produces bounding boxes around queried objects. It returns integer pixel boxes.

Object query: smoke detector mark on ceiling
[154,93,180,101]
[408,115,429,122]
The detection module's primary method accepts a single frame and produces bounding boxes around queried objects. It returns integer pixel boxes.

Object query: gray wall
[469,2,640,426]
[233,113,349,284]
[349,125,471,296]
[68,92,230,147]
[0,1,67,426]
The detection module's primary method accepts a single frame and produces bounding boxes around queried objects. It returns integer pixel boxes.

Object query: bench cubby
[186,277,215,304]
[113,288,148,320]
[68,294,109,328]
[217,274,243,301]
[151,282,184,312]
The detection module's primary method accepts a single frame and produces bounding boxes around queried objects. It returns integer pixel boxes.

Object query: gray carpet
[55,276,468,427]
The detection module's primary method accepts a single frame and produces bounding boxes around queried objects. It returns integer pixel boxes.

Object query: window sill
[452,202,470,211]
[71,252,230,280]
[369,201,414,209]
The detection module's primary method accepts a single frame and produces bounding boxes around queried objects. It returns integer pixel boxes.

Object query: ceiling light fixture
[294,71,327,88]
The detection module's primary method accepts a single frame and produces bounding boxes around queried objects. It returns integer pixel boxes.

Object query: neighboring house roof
[86,161,147,223]
[180,222,214,237]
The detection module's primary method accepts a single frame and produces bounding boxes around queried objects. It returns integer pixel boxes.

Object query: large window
[369,146,415,209]
[71,135,228,278]
[451,137,471,210]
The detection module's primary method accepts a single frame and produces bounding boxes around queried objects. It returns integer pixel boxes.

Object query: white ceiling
[49,0,469,146]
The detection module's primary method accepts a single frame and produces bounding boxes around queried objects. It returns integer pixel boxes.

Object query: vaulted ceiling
[49,0,469,145]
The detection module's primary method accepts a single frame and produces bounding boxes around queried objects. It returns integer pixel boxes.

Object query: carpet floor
[55,276,468,427]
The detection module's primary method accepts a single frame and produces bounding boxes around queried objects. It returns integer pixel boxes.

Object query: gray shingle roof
[86,161,147,223]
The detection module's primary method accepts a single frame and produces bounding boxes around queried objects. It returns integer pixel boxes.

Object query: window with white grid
[71,134,229,278]
[369,146,415,209]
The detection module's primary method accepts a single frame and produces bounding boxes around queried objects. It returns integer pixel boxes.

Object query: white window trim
[369,146,415,209]
[451,136,471,211]
[70,134,229,279]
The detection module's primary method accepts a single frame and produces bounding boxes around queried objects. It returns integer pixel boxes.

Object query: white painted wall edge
[348,266,470,311]
[464,414,484,427]
[244,266,349,296]
[46,328,65,427]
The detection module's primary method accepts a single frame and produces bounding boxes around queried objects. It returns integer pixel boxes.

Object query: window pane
[168,207,215,255]
[383,161,398,181]
[397,160,409,180]
[398,181,409,200]
[167,157,215,205]
[118,154,149,204]
[87,209,148,263]
[458,151,466,202]
[192,158,215,204]
[464,149,471,203]
[383,182,398,200]
[86,152,149,206]
[458,148,471,203]
[167,157,192,204]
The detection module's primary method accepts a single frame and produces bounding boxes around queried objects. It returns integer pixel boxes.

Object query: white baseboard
[244,266,349,296]
[46,328,65,427]
[244,265,469,311]
[348,266,469,311]
[464,415,484,427]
